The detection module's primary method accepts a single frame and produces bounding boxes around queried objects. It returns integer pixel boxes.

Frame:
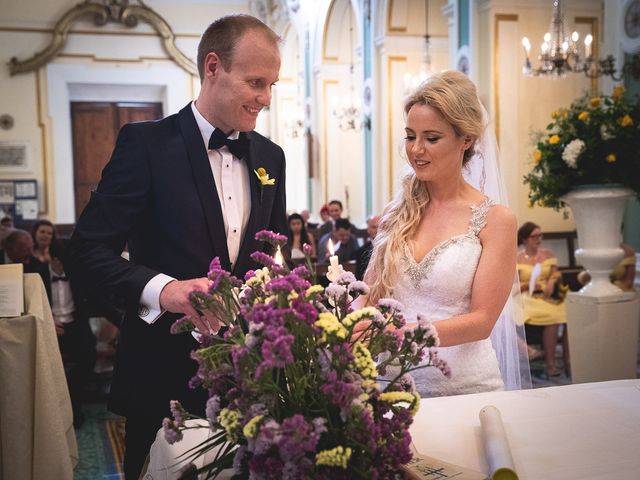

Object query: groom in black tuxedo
[68,14,286,479]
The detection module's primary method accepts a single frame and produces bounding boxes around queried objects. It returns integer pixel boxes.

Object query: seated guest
[318,218,359,264]
[355,215,380,280]
[319,204,330,224]
[577,242,636,292]
[47,239,97,428]
[0,229,48,279]
[317,199,356,239]
[31,219,57,264]
[516,222,569,378]
[0,215,13,247]
[287,213,316,260]
[300,209,317,230]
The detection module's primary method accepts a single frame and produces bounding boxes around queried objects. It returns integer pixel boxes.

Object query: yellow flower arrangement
[524,86,640,210]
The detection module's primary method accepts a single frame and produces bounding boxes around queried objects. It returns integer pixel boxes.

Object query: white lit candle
[274,245,284,266]
[584,34,593,58]
[522,37,531,56]
[326,238,344,282]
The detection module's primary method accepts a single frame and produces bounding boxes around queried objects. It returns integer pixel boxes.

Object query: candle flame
[274,245,284,266]
[327,238,335,256]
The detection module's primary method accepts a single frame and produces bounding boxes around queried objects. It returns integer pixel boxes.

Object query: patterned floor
[74,402,125,480]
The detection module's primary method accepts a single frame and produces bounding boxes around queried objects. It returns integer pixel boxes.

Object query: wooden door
[71,102,162,219]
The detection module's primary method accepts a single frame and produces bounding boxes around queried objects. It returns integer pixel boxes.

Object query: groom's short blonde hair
[197,14,281,82]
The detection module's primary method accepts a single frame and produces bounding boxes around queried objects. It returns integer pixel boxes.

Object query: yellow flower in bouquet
[524,86,640,210]
[619,115,633,127]
[533,150,542,163]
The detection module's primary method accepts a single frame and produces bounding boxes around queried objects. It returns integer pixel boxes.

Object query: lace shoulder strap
[468,197,495,237]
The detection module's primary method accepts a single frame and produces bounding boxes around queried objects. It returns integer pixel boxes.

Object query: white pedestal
[566,291,640,383]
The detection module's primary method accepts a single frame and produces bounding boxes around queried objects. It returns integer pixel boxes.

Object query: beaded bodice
[393,197,504,397]
[400,197,494,298]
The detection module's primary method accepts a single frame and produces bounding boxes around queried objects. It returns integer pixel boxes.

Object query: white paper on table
[479,405,518,480]
[0,263,24,317]
[528,263,541,295]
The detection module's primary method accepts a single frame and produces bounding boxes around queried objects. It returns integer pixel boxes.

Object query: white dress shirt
[50,266,75,324]
[138,101,251,324]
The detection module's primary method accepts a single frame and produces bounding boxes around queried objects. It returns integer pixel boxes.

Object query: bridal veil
[464,105,532,390]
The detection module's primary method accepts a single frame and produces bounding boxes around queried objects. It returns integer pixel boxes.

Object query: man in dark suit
[43,239,97,429]
[355,214,380,280]
[0,229,48,279]
[317,218,359,264]
[67,14,287,479]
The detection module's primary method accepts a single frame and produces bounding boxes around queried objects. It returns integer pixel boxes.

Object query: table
[0,274,78,480]
[146,379,640,480]
[411,379,640,479]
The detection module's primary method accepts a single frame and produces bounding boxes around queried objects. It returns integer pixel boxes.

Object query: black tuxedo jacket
[68,103,287,418]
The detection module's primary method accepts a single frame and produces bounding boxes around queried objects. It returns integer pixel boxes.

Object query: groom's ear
[204,52,222,79]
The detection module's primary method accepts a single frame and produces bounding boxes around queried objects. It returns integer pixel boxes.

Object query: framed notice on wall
[0,141,31,172]
[0,180,38,221]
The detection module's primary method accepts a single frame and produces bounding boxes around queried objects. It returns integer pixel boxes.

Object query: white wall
[0,0,248,222]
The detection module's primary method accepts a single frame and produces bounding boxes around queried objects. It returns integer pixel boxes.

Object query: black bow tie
[208,129,249,159]
[52,275,68,282]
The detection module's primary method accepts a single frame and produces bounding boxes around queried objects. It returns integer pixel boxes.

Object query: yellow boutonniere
[606,153,616,163]
[254,167,276,186]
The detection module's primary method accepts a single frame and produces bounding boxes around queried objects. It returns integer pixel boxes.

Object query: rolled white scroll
[479,405,518,480]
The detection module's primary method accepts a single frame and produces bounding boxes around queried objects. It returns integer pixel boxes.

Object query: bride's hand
[351,319,371,343]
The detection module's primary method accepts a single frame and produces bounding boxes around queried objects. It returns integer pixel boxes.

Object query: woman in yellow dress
[612,244,636,291]
[578,243,636,292]
[517,222,568,378]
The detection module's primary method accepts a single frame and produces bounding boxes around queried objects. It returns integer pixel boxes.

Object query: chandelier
[332,11,362,132]
[521,0,632,81]
[404,0,431,92]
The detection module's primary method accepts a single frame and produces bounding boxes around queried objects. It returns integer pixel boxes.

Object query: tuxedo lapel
[178,104,231,271]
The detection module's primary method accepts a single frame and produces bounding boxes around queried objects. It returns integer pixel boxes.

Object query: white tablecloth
[146,379,640,480]
[0,274,78,480]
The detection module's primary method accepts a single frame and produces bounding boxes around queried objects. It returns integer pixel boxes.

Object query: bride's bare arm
[433,205,517,347]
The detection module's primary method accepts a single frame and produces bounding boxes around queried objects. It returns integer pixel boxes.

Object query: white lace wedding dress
[394,197,504,397]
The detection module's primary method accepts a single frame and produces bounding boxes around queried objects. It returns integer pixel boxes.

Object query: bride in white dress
[360,71,528,396]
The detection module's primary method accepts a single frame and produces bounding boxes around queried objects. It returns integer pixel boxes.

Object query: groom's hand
[160,278,221,334]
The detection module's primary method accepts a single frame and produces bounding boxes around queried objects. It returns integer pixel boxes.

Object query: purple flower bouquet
[163,230,447,479]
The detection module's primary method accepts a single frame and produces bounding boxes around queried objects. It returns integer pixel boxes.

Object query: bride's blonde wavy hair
[366,70,485,304]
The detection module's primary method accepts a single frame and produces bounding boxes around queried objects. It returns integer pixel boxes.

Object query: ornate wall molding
[8,0,197,77]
